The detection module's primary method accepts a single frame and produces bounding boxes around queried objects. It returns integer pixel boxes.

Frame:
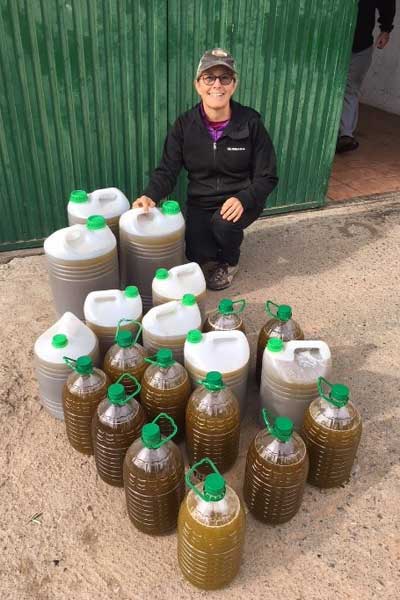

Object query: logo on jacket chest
[226,146,246,151]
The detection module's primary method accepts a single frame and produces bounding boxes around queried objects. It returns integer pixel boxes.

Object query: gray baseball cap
[196,48,237,79]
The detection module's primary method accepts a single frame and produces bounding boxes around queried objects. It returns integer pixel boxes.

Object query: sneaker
[206,262,239,291]
[336,135,359,154]
[200,260,219,279]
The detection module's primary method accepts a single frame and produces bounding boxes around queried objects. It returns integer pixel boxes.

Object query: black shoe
[206,263,239,291]
[336,135,359,154]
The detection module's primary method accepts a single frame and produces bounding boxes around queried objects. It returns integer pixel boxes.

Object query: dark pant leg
[185,204,219,264]
[211,205,263,266]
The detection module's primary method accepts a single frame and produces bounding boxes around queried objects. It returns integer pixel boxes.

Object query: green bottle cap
[182,293,196,306]
[142,422,162,448]
[204,473,226,501]
[75,355,93,375]
[187,329,202,344]
[86,215,106,230]
[156,348,175,368]
[161,200,181,215]
[155,268,169,280]
[116,329,133,348]
[331,383,349,404]
[124,285,139,298]
[218,298,234,314]
[273,416,293,442]
[277,304,292,321]
[52,333,68,348]
[202,371,225,391]
[107,383,127,405]
[267,338,284,352]
[69,190,88,203]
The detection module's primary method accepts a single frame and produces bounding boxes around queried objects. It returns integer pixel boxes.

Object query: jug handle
[115,372,141,399]
[64,226,83,247]
[154,302,178,318]
[115,318,143,345]
[287,341,330,361]
[261,408,274,434]
[176,263,196,277]
[232,299,246,314]
[185,458,224,502]
[317,376,348,407]
[93,291,119,303]
[265,300,280,318]
[144,413,178,448]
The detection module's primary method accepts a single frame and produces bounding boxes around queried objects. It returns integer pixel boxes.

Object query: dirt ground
[1,196,399,600]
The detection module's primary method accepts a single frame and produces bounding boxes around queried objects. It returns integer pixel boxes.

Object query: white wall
[361,0,400,115]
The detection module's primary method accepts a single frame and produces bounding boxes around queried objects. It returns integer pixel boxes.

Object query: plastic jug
[203,298,246,333]
[34,312,99,420]
[123,413,185,535]
[184,329,250,418]
[152,263,206,318]
[67,188,130,240]
[119,201,185,311]
[140,349,191,440]
[92,374,146,487]
[62,355,109,454]
[243,409,308,524]
[142,294,202,363]
[84,286,143,358]
[103,320,148,393]
[186,372,240,474]
[302,377,362,488]
[44,215,119,319]
[178,458,245,590]
[256,300,304,385]
[260,338,332,431]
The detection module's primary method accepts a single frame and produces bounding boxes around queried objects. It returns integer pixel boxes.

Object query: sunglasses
[199,74,235,86]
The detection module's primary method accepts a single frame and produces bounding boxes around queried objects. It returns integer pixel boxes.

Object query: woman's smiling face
[194,66,237,113]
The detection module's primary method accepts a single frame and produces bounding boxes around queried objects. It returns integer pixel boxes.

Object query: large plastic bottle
[152,263,207,318]
[203,298,246,333]
[123,413,185,534]
[178,458,245,590]
[243,409,309,524]
[142,294,202,363]
[103,320,148,393]
[62,355,109,454]
[140,349,191,440]
[67,188,130,240]
[260,338,332,431]
[84,286,143,358]
[256,300,304,385]
[92,374,146,487]
[34,312,99,420]
[184,329,250,418]
[302,377,362,488]
[186,372,240,475]
[119,202,185,311]
[44,215,119,319]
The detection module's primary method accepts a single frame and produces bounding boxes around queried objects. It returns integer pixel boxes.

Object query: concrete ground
[1,195,399,600]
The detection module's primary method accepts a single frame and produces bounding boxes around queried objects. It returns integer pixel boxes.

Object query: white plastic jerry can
[67,188,130,239]
[260,338,332,431]
[152,263,206,318]
[184,329,250,418]
[119,201,185,311]
[142,294,201,363]
[83,286,143,358]
[33,312,99,420]
[44,215,119,320]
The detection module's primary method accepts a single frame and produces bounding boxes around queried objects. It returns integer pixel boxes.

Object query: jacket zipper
[213,141,219,191]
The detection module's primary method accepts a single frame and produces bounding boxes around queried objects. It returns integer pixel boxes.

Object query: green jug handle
[265,300,279,318]
[144,354,158,365]
[115,318,143,345]
[261,408,274,435]
[232,299,246,314]
[149,412,178,448]
[63,356,78,370]
[317,376,348,408]
[115,372,141,400]
[185,458,222,502]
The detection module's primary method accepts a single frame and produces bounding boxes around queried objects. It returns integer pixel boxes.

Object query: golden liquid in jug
[103,345,148,393]
[140,376,191,440]
[256,318,304,385]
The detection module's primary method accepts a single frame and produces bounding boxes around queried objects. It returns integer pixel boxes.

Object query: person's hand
[220,197,244,222]
[131,195,155,212]
[376,32,390,49]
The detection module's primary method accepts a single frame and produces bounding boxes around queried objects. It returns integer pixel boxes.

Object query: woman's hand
[131,196,156,212]
[220,197,244,222]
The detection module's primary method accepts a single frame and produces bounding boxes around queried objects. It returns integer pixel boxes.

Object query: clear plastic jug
[142,294,201,363]
[44,215,119,319]
[67,188,130,240]
[152,263,206,318]
[34,312,99,420]
[119,201,185,311]
[260,338,332,431]
[103,320,148,392]
[178,458,245,590]
[84,286,143,358]
[184,329,250,418]
[203,298,246,333]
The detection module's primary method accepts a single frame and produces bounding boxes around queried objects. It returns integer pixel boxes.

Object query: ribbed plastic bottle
[186,371,240,475]
[256,300,304,385]
[67,188,130,240]
[302,377,362,488]
[243,409,309,524]
[178,458,245,590]
[203,298,246,333]
[103,320,148,393]
[62,355,109,454]
[92,374,146,486]
[152,263,207,318]
[140,348,191,440]
[123,413,185,534]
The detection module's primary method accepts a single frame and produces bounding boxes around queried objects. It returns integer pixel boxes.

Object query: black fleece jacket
[143,100,278,211]
[353,0,396,52]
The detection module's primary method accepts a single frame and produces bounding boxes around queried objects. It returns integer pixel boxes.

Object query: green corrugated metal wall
[0,0,357,251]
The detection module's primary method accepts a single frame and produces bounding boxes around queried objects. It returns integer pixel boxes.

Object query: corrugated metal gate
[0,0,357,251]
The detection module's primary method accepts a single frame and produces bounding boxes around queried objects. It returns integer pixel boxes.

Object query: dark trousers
[185,203,262,267]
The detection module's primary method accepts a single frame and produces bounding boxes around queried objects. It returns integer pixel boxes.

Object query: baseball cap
[196,48,237,79]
